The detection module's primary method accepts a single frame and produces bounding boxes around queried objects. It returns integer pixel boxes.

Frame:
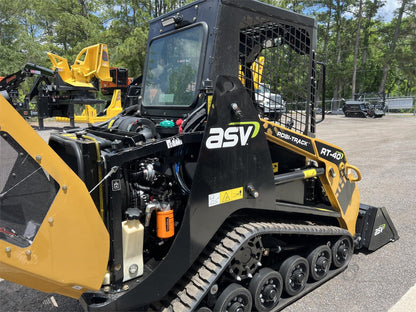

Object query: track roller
[249,268,283,312]
[307,245,332,281]
[280,255,309,296]
[331,236,353,268]
[213,283,252,312]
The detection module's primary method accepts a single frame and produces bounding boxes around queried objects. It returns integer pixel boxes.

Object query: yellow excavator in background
[0,43,117,128]
[55,89,123,124]
[48,44,124,125]
[48,43,112,88]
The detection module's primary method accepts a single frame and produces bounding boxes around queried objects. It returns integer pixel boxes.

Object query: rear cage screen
[238,15,316,135]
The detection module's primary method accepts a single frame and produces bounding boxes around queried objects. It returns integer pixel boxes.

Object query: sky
[378,0,416,21]
[378,0,402,22]
[338,0,412,22]
[302,0,409,22]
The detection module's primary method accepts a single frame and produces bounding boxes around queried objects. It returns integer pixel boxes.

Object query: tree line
[1,0,415,99]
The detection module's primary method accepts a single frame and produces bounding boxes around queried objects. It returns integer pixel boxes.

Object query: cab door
[0,95,109,299]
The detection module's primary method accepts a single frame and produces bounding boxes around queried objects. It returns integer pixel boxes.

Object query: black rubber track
[149,219,352,312]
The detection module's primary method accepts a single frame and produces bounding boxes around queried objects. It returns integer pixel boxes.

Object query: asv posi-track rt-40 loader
[0,0,398,311]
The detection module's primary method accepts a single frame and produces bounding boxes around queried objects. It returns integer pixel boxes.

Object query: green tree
[351,0,363,98]
[0,0,34,74]
[378,0,410,94]
[358,0,384,94]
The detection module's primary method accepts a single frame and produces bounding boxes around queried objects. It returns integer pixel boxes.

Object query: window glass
[143,25,204,107]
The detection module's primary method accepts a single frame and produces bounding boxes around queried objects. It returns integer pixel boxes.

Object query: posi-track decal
[263,123,314,154]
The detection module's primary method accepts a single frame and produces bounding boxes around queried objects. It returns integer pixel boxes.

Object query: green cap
[159,120,175,128]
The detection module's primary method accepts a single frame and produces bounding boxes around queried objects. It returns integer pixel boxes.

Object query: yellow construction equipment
[48,43,112,88]
[239,56,264,90]
[56,89,123,124]
[48,44,125,124]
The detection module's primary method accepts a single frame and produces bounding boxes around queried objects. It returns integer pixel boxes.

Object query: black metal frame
[79,1,320,310]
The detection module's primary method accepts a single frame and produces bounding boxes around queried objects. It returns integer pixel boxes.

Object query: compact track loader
[0,1,398,311]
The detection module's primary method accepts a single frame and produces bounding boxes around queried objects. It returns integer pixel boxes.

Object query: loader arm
[262,119,361,235]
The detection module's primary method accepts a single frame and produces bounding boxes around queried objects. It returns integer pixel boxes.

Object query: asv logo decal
[374,224,386,236]
[205,122,260,149]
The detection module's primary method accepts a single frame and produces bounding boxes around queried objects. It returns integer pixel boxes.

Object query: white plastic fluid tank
[122,208,144,282]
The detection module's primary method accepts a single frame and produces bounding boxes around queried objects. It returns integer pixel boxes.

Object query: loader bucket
[355,204,399,251]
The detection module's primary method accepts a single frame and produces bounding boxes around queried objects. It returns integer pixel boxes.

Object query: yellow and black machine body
[0,1,398,311]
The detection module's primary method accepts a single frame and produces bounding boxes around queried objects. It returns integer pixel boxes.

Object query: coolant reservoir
[122,208,144,282]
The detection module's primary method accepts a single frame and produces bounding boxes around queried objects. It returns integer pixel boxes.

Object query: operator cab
[139,0,322,136]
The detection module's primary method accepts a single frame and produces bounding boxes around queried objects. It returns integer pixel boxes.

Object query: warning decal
[303,168,317,179]
[208,187,244,207]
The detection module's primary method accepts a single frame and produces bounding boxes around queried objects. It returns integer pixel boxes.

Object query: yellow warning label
[272,162,279,173]
[303,169,317,179]
[208,187,244,207]
[220,187,244,204]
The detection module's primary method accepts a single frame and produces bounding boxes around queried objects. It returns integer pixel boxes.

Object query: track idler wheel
[249,268,283,312]
[331,236,353,268]
[307,245,332,281]
[214,283,252,312]
[280,255,309,296]
[228,236,263,280]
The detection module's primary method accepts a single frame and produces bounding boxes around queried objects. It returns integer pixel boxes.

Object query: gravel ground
[0,114,415,312]
[285,114,416,312]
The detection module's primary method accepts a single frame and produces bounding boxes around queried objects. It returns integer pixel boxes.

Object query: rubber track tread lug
[202,259,219,273]
[209,252,228,268]
[221,237,239,250]
[215,244,233,256]
[234,226,251,237]
[174,288,194,308]
[170,299,189,312]
[240,223,257,233]
[184,283,202,300]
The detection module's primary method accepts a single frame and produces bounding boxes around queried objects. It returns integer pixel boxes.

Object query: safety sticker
[208,187,244,207]
[303,168,317,179]
[112,179,121,191]
[166,137,183,149]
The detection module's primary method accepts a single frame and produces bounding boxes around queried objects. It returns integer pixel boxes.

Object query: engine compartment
[49,107,203,286]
